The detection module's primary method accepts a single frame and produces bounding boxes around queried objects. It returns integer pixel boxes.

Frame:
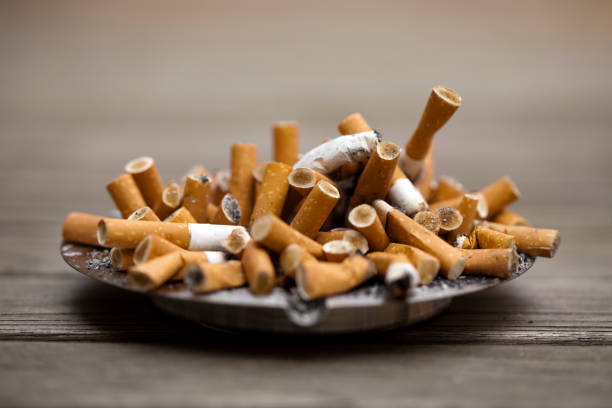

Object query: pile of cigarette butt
[62,85,561,301]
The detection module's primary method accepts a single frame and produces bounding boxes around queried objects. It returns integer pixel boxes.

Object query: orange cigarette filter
[446,194,480,244]
[384,243,440,285]
[473,226,517,249]
[288,167,336,196]
[347,204,390,252]
[211,194,241,225]
[241,242,276,295]
[125,157,165,209]
[351,141,401,206]
[290,180,340,238]
[479,176,521,219]
[110,248,134,271]
[296,255,376,300]
[249,162,292,224]
[62,212,108,246]
[366,252,409,276]
[430,176,465,203]
[250,214,324,259]
[273,121,299,165]
[133,234,184,264]
[128,206,161,222]
[491,210,531,227]
[315,229,369,254]
[182,175,210,223]
[230,144,257,226]
[461,247,518,279]
[479,222,560,258]
[322,240,356,262]
[430,192,489,219]
[386,208,466,279]
[97,219,190,249]
[153,181,183,220]
[279,243,316,278]
[338,112,372,135]
[252,161,270,200]
[184,260,246,294]
[401,86,461,180]
[106,174,147,218]
[127,251,184,291]
[165,207,197,224]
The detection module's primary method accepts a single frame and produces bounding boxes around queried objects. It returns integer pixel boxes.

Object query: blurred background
[1,0,610,273]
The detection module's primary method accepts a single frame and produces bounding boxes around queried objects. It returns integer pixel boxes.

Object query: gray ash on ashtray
[87,256,112,271]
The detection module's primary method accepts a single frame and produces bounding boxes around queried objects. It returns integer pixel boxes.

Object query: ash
[87,248,112,271]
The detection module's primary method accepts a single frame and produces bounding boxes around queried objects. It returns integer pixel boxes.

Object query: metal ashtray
[61,242,535,334]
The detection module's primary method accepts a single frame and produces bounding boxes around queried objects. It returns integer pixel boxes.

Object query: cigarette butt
[273,121,299,165]
[386,208,466,279]
[289,180,340,238]
[351,141,400,206]
[413,210,442,234]
[479,176,520,219]
[250,214,324,259]
[384,243,440,285]
[127,252,184,291]
[315,229,369,254]
[413,144,436,200]
[293,130,380,175]
[338,112,372,135]
[491,210,531,227]
[478,222,561,258]
[208,169,231,206]
[184,260,246,294]
[125,157,165,209]
[128,206,161,222]
[322,240,356,262]
[400,86,461,179]
[241,242,275,295]
[435,207,463,232]
[62,212,108,246]
[295,255,376,300]
[221,227,252,256]
[183,175,210,223]
[110,248,134,271]
[250,162,292,224]
[347,204,390,252]
[211,194,242,225]
[446,193,480,243]
[337,113,373,179]
[386,167,428,216]
[153,181,183,220]
[106,174,147,218]
[279,243,316,278]
[367,252,420,297]
[165,207,197,224]
[183,164,212,181]
[230,144,257,226]
[288,167,336,196]
[456,232,477,249]
[430,192,489,219]
[97,218,241,251]
[430,176,465,203]
[461,247,518,279]
[252,161,270,199]
[473,226,516,249]
[133,234,183,264]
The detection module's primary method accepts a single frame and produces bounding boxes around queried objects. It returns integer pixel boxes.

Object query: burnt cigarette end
[221,194,242,224]
[198,175,210,183]
[184,264,205,288]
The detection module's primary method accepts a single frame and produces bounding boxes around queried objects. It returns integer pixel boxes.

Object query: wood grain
[1,0,611,406]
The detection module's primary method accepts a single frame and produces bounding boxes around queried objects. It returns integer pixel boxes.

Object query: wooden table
[1,1,611,406]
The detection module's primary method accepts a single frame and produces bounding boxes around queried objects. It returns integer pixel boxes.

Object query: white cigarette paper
[398,156,426,181]
[387,178,429,216]
[386,262,420,289]
[292,131,381,175]
[203,251,227,264]
[187,224,248,251]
